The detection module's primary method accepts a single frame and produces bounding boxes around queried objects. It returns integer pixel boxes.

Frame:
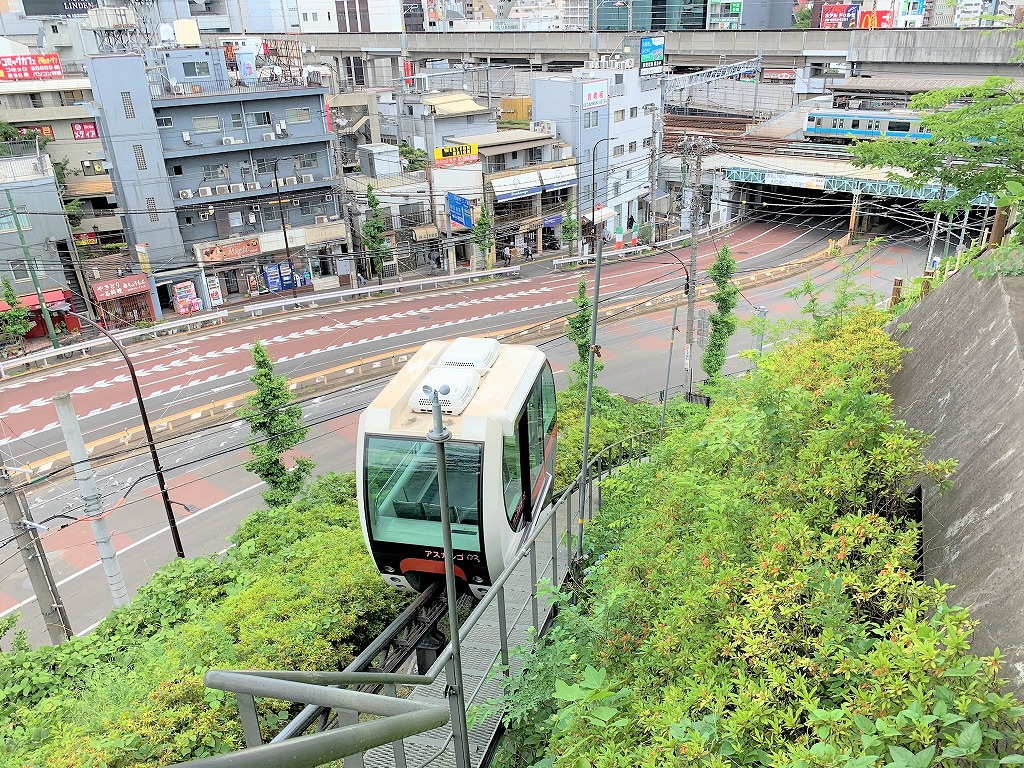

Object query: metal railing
[177,428,672,767]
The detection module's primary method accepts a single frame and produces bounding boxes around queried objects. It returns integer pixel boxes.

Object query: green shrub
[502,307,1024,767]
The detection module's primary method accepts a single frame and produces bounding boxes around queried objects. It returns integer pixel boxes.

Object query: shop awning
[0,288,68,312]
[490,171,542,202]
[411,224,440,241]
[583,207,617,225]
[540,166,578,190]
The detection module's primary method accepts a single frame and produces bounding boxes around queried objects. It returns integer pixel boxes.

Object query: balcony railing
[149,78,326,100]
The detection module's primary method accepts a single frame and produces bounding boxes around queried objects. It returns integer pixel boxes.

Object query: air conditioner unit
[285,176,298,186]
[198,186,213,197]
[199,212,210,221]
[215,184,230,194]
[245,181,261,190]
[314,215,329,224]
[292,198,300,206]
[181,131,192,144]
[275,124,288,136]
[251,203,261,211]
[222,136,235,145]
[230,183,245,193]
[301,174,314,184]
[622,58,635,68]
[262,132,275,141]
[179,189,194,199]
[248,213,257,224]
[324,193,334,201]
[172,83,186,95]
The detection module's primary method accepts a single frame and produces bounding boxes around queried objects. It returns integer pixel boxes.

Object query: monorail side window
[832,118,841,129]
[502,433,524,526]
[364,436,483,552]
[851,119,860,129]
[888,120,911,132]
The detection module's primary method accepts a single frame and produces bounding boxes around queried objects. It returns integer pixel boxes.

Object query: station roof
[833,75,1024,94]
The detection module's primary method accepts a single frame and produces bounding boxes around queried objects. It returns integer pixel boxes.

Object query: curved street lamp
[50,303,186,559]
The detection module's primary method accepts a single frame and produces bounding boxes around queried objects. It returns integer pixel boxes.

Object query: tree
[471,205,495,270]
[361,186,392,282]
[561,198,580,257]
[565,277,602,383]
[0,277,32,341]
[793,5,812,27]
[701,243,738,380]
[850,77,1024,212]
[398,142,428,172]
[238,340,315,507]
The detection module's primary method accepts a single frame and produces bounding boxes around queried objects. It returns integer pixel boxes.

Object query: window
[9,259,34,280]
[851,119,861,129]
[156,116,173,128]
[133,144,147,171]
[228,210,243,228]
[888,120,911,133]
[612,181,621,196]
[312,11,318,20]
[230,113,243,129]
[60,89,85,106]
[302,12,308,20]
[285,107,312,124]
[612,144,624,157]
[299,199,324,216]
[183,216,194,226]
[201,163,227,181]
[613,109,625,123]
[628,141,637,153]
[171,164,183,176]
[583,111,599,129]
[511,151,519,160]
[0,210,30,234]
[255,157,276,175]
[297,152,318,169]
[29,93,43,108]
[246,111,272,127]
[146,198,159,222]
[193,115,222,133]
[182,61,211,78]
[263,204,280,220]
[643,136,653,148]
[630,106,639,118]
[529,147,542,163]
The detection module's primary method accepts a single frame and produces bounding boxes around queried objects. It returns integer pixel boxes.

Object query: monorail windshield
[364,437,484,552]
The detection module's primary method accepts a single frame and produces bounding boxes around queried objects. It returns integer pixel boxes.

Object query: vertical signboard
[448,192,474,229]
[639,36,666,78]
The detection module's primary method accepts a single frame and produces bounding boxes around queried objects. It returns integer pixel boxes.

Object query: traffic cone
[615,227,623,250]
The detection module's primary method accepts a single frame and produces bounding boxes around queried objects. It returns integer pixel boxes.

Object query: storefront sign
[135,242,151,273]
[246,273,260,294]
[22,0,98,16]
[434,144,478,167]
[858,9,894,26]
[16,125,55,140]
[70,121,98,140]
[196,237,261,264]
[74,231,98,246]
[206,275,225,306]
[92,273,151,302]
[763,69,797,81]
[543,214,564,227]
[0,53,63,81]
[582,80,608,109]
[820,3,860,27]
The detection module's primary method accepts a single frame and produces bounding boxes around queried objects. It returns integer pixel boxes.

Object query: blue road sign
[448,192,474,229]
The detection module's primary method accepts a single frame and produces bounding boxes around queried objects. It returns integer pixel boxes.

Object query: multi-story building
[0,54,123,247]
[531,58,663,249]
[379,91,495,154]
[88,43,344,313]
[0,140,84,340]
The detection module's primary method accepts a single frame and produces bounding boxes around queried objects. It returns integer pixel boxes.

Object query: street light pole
[273,158,299,299]
[55,307,186,559]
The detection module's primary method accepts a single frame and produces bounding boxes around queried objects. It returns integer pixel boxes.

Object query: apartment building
[88,44,344,313]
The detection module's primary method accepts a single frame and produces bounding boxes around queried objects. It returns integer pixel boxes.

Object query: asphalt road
[0,222,922,644]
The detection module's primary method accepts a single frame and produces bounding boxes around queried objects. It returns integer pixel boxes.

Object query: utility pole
[272,158,299,299]
[5,189,59,349]
[750,48,763,123]
[926,155,952,269]
[645,105,661,238]
[53,391,129,608]
[849,189,861,243]
[1,468,73,644]
[755,306,768,355]
[678,135,716,396]
[660,304,679,429]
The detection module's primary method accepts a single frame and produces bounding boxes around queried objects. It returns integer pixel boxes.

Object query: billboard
[16,125,55,140]
[820,4,860,27]
[582,80,608,109]
[0,53,63,81]
[22,0,97,16]
[434,143,478,167]
[196,238,261,264]
[71,121,98,140]
[639,36,666,77]
[858,9,894,25]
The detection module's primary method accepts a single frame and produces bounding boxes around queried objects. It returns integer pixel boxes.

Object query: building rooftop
[447,129,558,148]
[0,77,91,94]
[423,92,490,116]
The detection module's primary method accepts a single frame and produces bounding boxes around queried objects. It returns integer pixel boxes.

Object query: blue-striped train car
[357,337,556,599]
[804,109,931,143]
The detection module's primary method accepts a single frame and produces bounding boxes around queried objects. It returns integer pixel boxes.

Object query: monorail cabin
[357,337,556,599]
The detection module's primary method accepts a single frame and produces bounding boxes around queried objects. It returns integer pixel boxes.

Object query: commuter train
[357,337,556,599]
[804,109,931,143]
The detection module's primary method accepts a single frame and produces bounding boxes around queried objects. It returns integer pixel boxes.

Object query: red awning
[0,289,69,312]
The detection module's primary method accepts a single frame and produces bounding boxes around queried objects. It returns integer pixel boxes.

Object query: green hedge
[500,307,1024,768]
[0,473,407,767]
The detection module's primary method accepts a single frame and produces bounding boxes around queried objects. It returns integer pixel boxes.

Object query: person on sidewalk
[502,244,512,267]
[357,270,366,287]
[523,243,533,262]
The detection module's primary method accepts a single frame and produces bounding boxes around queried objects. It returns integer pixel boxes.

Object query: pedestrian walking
[502,244,512,267]
[431,251,442,275]
[523,243,532,262]
[357,270,366,287]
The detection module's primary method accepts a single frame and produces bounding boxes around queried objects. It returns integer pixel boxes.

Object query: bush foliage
[501,306,1024,768]
[0,473,407,767]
